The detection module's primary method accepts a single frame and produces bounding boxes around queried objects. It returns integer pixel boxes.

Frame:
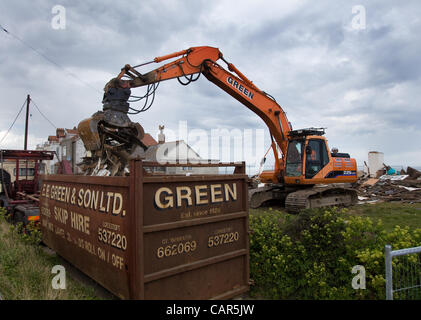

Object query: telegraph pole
[24,94,30,150]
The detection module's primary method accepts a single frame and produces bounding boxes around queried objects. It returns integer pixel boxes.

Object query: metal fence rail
[385,245,421,300]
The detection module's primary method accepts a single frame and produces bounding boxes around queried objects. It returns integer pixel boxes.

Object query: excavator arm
[77,45,358,212]
[104,46,292,179]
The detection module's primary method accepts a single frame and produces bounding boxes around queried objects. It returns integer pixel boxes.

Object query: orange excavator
[78,46,358,211]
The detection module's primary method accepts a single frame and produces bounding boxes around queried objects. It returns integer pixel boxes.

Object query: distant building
[37,125,219,175]
[144,140,218,175]
[36,127,80,174]
[143,125,219,174]
[59,131,85,174]
[0,159,36,186]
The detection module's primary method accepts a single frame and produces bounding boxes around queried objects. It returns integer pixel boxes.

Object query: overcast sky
[1,0,420,169]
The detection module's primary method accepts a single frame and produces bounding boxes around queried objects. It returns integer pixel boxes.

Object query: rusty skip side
[39,160,249,299]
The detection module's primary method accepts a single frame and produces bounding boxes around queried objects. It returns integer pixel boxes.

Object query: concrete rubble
[356,166,421,204]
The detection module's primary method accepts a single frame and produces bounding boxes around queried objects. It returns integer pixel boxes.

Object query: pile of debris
[356,166,421,203]
[77,115,163,176]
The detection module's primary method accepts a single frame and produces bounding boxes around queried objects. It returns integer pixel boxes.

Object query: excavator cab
[284,137,329,179]
[284,128,357,185]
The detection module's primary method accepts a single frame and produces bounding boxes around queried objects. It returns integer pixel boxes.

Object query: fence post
[385,244,393,300]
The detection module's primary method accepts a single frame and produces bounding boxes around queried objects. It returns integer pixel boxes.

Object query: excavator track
[285,186,358,213]
[249,185,281,209]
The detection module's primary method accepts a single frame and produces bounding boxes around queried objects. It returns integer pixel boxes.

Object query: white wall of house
[145,140,219,175]
[60,136,85,174]
[36,141,60,174]
[36,129,85,174]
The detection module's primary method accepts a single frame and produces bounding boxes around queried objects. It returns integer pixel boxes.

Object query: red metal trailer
[0,149,55,224]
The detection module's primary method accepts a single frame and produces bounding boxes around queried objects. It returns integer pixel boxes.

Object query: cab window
[13,168,35,176]
[285,140,303,177]
[305,139,329,178]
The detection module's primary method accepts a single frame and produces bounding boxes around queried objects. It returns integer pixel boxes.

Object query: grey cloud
[1,0,421,166]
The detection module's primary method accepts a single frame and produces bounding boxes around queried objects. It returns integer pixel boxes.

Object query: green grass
[0,209,102,300]
[251,202,421,233]
[347,202,421,232]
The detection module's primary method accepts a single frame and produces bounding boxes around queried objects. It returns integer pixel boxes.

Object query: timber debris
[356,166,421,203]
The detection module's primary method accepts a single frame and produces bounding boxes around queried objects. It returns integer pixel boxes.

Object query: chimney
[158,125,165,144]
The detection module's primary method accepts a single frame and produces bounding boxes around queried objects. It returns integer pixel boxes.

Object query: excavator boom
[104,46,291,179]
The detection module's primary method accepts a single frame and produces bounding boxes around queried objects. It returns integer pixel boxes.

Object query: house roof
[56,128,66,138]
[45,127,78,144]
[65,128,78,135]
[141,133,158,147]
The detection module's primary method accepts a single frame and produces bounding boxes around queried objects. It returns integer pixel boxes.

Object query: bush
[0,207,6,219]
[0,207,42,246]
[10,221,43,246]
[249,207,421,300]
